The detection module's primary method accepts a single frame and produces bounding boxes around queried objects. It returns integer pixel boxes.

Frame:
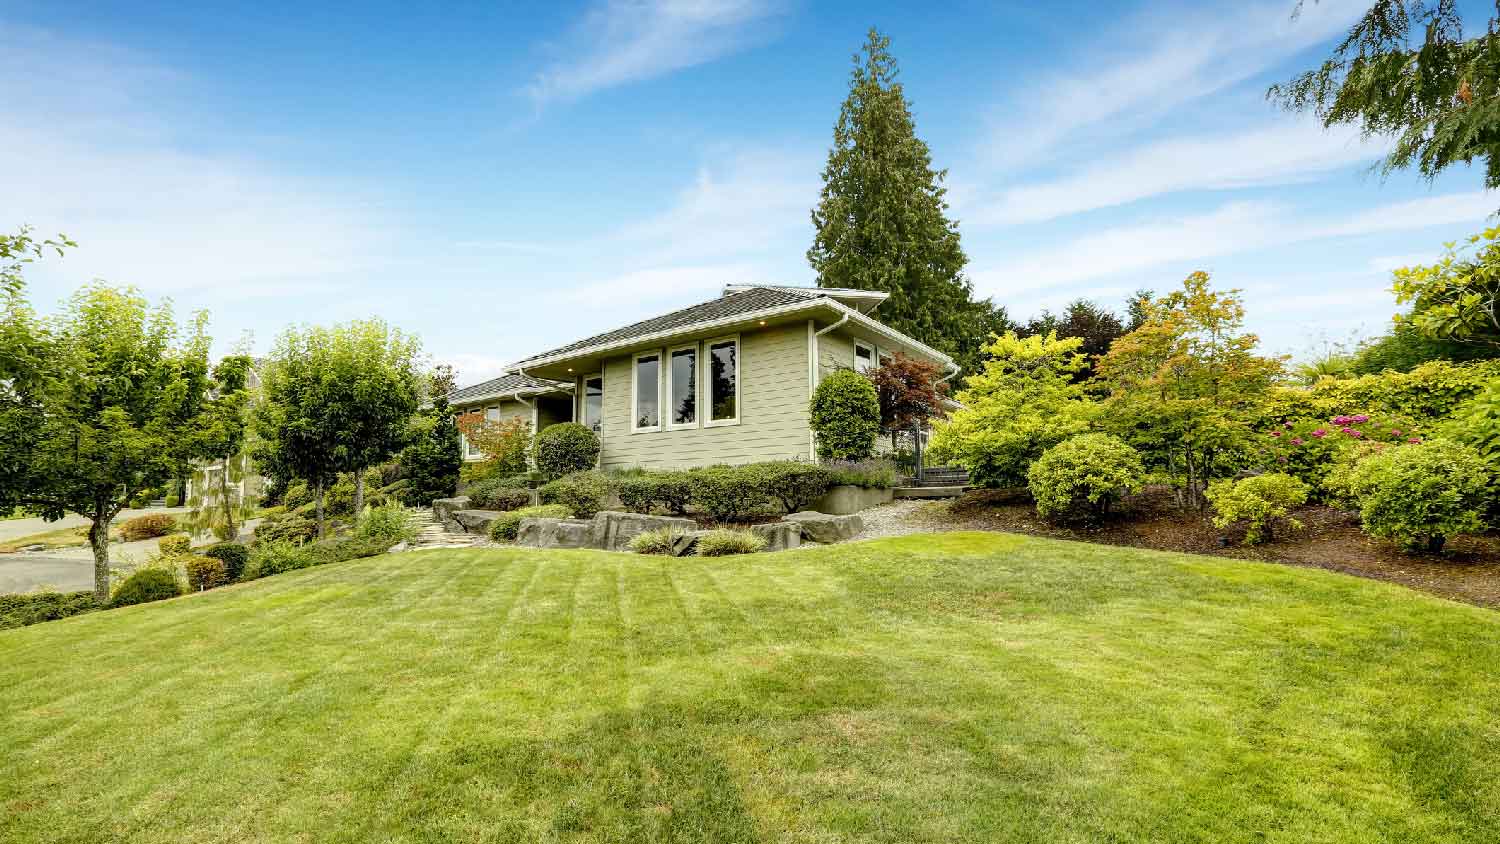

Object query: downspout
[809,313,851,460]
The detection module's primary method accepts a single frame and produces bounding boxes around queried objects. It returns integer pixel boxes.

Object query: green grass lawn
[2,532,1498,843]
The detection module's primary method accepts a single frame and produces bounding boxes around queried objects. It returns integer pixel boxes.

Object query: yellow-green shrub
[1205,473,1310,545]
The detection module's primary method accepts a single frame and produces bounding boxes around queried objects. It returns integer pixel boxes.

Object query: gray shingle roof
[449,371,569,405]
[514,286,821,365]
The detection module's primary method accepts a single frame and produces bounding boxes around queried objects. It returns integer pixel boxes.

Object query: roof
[513,286,819,365]
[449,371,570,406]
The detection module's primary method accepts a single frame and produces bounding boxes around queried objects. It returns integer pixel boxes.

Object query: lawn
[2,533,1497,843]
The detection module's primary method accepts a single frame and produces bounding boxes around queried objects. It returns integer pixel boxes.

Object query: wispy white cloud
[972,190,1496,298]
[975,120,1385,225]
[525,0,787,105]
[980,0,1368,170]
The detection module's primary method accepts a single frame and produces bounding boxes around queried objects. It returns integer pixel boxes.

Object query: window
[581,375,603,434]
[633,352,661,432]
[853,339,876,373]
[706,336,739,426]
[485,405,501,422]
[668,344,698,429]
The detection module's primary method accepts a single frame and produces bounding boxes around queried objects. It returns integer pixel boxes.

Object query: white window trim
[578,372,604,433]
[631,350,664,434]
[704,333,741,428]
[666,342,700,431]
[853,338,876,373]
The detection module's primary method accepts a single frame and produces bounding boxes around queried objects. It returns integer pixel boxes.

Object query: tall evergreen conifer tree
[808,28,1007,379]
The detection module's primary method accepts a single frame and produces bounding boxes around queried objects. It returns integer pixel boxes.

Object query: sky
[3,0,1495,386]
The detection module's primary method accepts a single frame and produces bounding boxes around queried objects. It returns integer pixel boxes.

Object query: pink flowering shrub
[1258,412,1420,496]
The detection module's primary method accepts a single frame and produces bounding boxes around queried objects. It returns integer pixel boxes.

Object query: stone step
[894,485,967,499]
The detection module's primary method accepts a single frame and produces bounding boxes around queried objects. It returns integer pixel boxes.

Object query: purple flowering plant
[1260,412,1420,494]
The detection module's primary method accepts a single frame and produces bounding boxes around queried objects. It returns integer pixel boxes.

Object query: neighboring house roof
[510,285,955,372]
[448,371,571,407]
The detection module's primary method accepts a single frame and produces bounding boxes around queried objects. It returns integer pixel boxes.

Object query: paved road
[0,555,94,593]
[0,507,189,544]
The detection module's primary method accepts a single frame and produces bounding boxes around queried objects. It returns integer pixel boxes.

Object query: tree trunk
[353,469,365,522]
[315,477,327,539]
[1426,534,1446,554]
[220,462,237,542]
[89,510,112,603]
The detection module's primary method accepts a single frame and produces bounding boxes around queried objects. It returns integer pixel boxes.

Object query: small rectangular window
[854,340,875,373]
[669,345,697,428]
[707,337,738,425]
[582,375,603,433]
[634,352,661,431]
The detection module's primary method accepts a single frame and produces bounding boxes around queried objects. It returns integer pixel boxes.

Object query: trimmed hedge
[615,472,693,515]
[539,471,611,519]
[110,568,182,607]
[466,476,532,511]
[747,462,834,512]
[532,423,601,480]
[0,591,100,630]
[203,543,250,581]
[689,466,769,523]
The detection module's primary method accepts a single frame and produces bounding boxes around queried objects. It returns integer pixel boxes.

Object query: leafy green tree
[253,329,342,537]
[5,283,212,601]
[1097,272,1285,510]
[1271,1,1500,189]
[1390,227,1500,349]
[929,331,1098,488]
[808,28,1002,379]
[185,355,255,541]
[398,367,464,506]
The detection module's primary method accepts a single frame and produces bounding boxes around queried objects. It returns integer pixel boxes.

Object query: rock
[592,511,698,552]
[783,511,863,544]
[453,509,500,535]
[672,530,714,557]
[516,517,596,549]
[19,543,46,553]
[387,541,410,554]
[750,521,802,552]
[432,496,471,532]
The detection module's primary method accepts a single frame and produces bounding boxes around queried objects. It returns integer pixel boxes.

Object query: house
[449,285,957,471]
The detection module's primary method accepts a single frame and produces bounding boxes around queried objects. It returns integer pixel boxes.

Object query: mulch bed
[910,487,1500,609]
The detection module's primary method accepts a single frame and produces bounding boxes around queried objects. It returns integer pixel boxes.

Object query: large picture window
[581,375,603,433]
[706,336,738,426]
[633,352,661,432]
[668,345,697,428]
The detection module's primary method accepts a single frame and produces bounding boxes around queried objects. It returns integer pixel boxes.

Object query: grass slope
[2,533,1498,843]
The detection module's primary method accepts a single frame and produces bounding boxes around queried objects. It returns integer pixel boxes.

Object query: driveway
[0,507,189,544]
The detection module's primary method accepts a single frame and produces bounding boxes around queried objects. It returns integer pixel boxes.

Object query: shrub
[810,370,881,460]
[355,504,416,546]
[282,481,311,510]
[628,527,680,555]
[1256,412,1421,495]
[1205,473,1311,545]
[184,556,228,591]
[532,423,601,480]
[296,536,397,567]
[254,514,318,546]
[615,471,694,515]
[538,471,612,519]
[690,466,768,523]
[489,504,572,541]
[1027,434,1145,523]
[695,528,767,557]
[245,540,310,578]
[1345,438,1493,553]
[157,534,192,556]
[110,568,182,607]
[0,591,100,630]
[202,543,250,581]
[821,458,899,489]
[118,513,177,541]
[466,476,533,511]
[325,474,356,516]
[747,462,834,512]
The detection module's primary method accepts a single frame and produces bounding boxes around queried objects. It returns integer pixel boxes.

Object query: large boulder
[453,509,500,535]
[516,517,596,549]
[592,511,698,552]
[750,521,802,552]
[784,511,864,544]
[432,496,471,532]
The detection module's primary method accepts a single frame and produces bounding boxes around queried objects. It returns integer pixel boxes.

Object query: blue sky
[4,0,1495,385]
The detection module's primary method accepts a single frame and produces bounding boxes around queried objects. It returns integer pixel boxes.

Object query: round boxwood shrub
[110,568,182,608]
[1205,473,1310,545]
[185,556,228,591]
[158,534,192,556]
[281,481,312,510]
[489,504,572,541]
[254,514,318,546]
[809,370,880,460]
[1345,438,1492,553]
[203,543,250,581]
[532,423,601,480]
[538,471,612,519]
[695,528,767,557]
[1027,433,1145,523]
